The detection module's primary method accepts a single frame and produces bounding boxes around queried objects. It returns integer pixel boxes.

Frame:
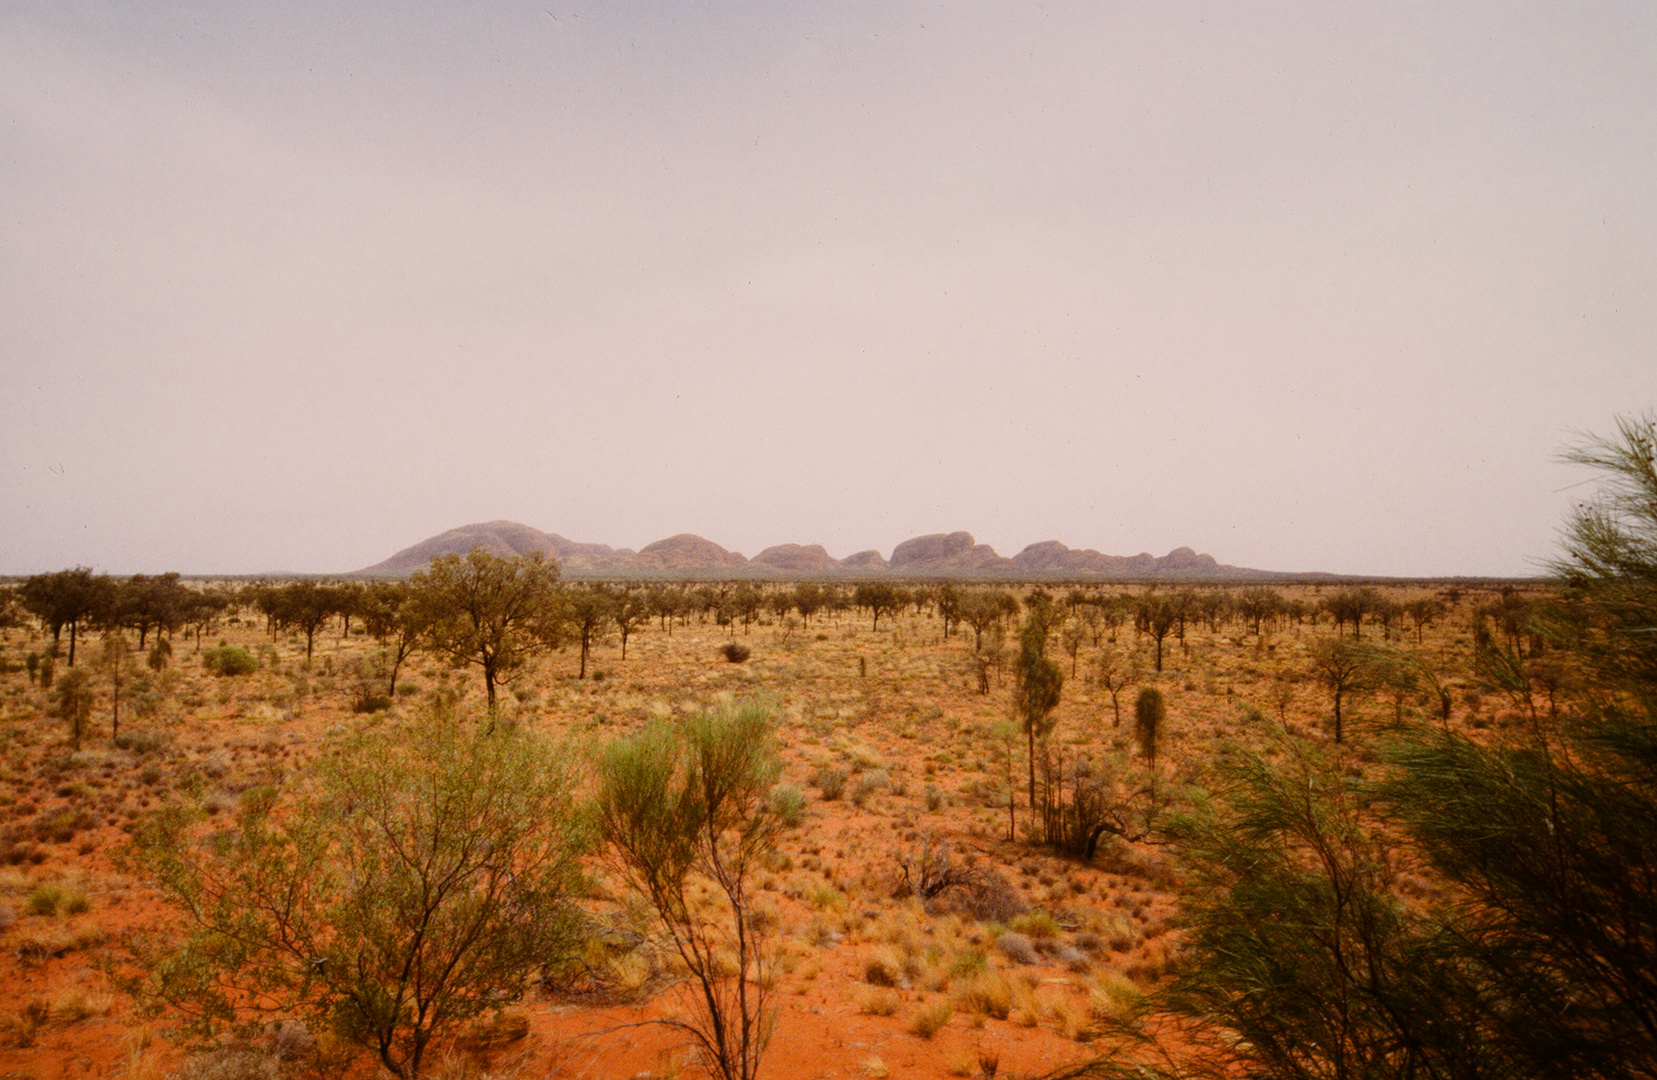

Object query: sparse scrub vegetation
[125,706,586,1080]
[201,645,257,676]
[0,421,1650,1079]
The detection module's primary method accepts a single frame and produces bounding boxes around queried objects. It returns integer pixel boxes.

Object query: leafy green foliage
[1150,735,1493,1080]
[595,700,781,1080]
[1096,414,1657,1080]
[202,645,257,676]
[407,550,563,712]
[125,710,588,1080]
[1133,687,1165,767]
[1014,615,1064,804]
[52,668,95,750]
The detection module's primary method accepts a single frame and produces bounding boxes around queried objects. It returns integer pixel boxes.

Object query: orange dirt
[0,581,1514,1079]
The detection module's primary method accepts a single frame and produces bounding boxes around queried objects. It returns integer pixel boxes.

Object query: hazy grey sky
[3,1,1652,576]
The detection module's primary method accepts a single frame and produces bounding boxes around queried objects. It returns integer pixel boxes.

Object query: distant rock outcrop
[635,533,747,571]
[888,532,1012,575]
[841,550,889,571]
[1159,545,1219,573]
[750,543,840,573]
[890,532,974,567]
[358,521,563,576]
[1012,540,1150,576]
[358,522,1286,580]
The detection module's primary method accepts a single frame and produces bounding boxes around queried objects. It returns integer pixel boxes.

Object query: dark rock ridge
[891,531,1010,573]
[360,520,635,576]
[635,533,747,571]
[357,522,1281,579]
[840,550,890,571]
[750,543,841,572]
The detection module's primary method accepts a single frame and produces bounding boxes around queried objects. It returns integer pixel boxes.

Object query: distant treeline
[2,561,1532,679]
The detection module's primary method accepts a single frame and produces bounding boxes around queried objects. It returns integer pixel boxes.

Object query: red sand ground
[0,583,1490,1079]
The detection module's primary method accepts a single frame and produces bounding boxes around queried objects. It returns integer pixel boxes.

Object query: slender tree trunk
[387,641,409,697]
[1027,725,1036,807]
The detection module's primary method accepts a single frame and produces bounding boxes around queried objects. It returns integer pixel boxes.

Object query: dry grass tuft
[863,945,907,987]
[910,999,954,1039]
[953,970,1014,1020]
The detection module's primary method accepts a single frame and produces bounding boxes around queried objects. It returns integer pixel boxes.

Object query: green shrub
[114,731,167,755]
[809,886,844,911]
[25,884,65,917]
[771,783,807,828]
[911,999,954,1039]
[202,646,257,677]
[950,948,989,978]
[1008,911,1061,940]
[127,707,587,1080]
[851,770,887,807]
[595,700,781,1080]
[814,767,848,801]
[25,882,87,918]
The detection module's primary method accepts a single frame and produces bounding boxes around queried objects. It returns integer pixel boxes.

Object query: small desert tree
[1111,415,1657,1080]
[1153,734,1491,1080]
[0,586,20,636]
[96,632,139,742]
[563,583,615,678]
[853,582,903,632]
[271,580,337,660]
[1405,597,1445,643]
[613,588,652,659]
[991,719,1023,841]
[1096,645,1140,727]
[791,582,827,626]
[408,550,564,713]
[112,572,190,647]
[1135,686,1166,780]
[1236,586,1282,638]
[1013,615,1064,806]
[1061,616,1087,677]
[22,567,113,666]
[1324,586,1384,640]
[1310,639,1373,743]
[53,667,96,750]
[1136,594,1180,673]
[126,710,587,1080]
[972,625,1006,695]
[595,701,781,1080]
[1037,750,1159,861]
[359,581,429,697]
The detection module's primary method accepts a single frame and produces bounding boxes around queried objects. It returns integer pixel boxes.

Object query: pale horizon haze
[2,2,1653,577]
